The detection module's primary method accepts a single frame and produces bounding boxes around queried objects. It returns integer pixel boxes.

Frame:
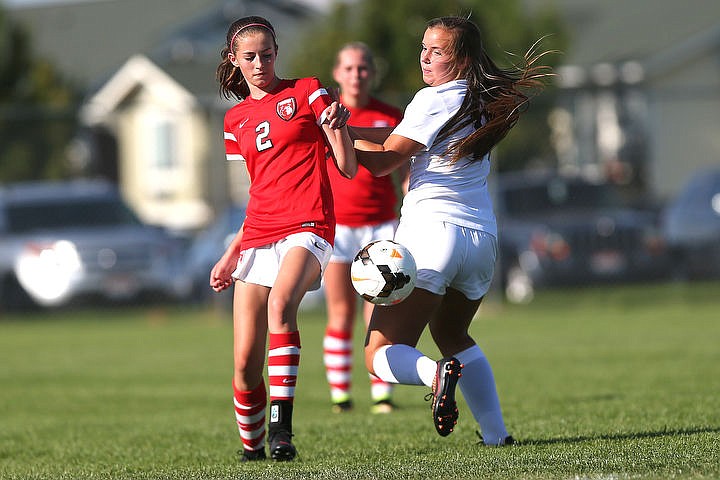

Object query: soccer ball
[350,240,417,306]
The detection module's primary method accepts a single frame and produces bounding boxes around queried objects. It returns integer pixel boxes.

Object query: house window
[154,119,177,169]
[143,112,182,200]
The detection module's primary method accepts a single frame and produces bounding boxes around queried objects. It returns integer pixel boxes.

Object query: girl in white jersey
[352,16,553,444]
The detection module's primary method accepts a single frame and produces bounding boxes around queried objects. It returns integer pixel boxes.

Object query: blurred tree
[287,0,568,171]
[0,6,80,182]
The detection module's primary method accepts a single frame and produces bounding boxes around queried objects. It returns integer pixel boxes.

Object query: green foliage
[287,0,568,170]
[0,6,80,182]
[1,281,719,479]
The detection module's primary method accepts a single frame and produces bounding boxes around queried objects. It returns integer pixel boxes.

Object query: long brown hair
[430,16,555,162]
[216,16,277,101]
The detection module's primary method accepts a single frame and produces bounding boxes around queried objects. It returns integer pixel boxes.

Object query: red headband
[229,23,276,51]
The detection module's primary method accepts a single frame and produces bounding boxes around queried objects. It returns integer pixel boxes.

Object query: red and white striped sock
[370,373,394,403]
[268,331,301,403]
[233,380,266,452]
[323,328,352,404]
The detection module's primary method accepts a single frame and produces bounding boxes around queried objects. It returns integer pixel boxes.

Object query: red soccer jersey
[327,97,403,226]
[224,77,336,250]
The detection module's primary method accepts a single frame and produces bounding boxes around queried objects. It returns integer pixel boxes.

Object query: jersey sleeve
[391,87,453,149]
[223,110,244,162]
[306,77,333,125]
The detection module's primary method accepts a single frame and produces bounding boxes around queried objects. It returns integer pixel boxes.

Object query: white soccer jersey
[392,79,497,236]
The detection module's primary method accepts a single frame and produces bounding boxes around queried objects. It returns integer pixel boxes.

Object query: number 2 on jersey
[256,121,272,152]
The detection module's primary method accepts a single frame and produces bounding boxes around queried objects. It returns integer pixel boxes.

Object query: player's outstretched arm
[354,134,423,177]
[349,126,395,144]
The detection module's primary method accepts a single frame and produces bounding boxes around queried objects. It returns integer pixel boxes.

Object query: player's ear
[228,52,239,68]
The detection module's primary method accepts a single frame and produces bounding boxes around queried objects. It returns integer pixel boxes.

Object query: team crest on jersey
[276,97,297,121]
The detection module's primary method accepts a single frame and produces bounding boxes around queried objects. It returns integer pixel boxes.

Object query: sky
[2,0,337,8]
[3,0,109,7]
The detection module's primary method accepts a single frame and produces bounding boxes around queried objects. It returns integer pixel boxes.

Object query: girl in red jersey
[211,15,356,462]
[321,42,405,414]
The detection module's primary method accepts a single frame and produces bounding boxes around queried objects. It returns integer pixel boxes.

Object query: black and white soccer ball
[350,240,417,306]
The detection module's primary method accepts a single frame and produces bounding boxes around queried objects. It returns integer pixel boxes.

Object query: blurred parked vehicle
[0,180,190,310]
[183,204,246,305]
[183,204,324,310]
[492,170,670,303]
[661,167,720,279]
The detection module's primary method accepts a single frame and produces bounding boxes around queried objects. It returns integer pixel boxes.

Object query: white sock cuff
[455,344,485,365]
[417,356,437,387]
[372,345,399,384]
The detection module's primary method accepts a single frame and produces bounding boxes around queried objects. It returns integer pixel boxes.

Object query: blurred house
[7,0,318,234]
[525,0,720,201]
[78,54,219,233]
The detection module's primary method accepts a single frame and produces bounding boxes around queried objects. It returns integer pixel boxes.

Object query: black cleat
[492,435,516,446]
[331,400,353,413]
[426,357,463,437]
[500,435,515,446]
[238,448,266,462]
[370,399,396,414]
[268,428,296,461]
[268,400,297,461]
[476,431,516,446]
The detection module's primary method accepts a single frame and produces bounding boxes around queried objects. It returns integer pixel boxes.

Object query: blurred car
[183,204,246,305]
[183,204,324,310]
[661,167,720,279]
[492,170,670,303]
[0,180,190,309]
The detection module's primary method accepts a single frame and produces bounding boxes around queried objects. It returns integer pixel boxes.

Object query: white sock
[455,344,509,444]
[372,344,436,387]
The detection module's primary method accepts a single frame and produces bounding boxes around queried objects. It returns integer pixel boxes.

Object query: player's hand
[209,261,234,292]
[323,101,350,129]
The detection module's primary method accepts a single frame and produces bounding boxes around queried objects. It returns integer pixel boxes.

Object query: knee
[363,347,376,375]
[268,294,289,317]
[363,337,388,376]
[326,301,356,331]
[267,294,299,328]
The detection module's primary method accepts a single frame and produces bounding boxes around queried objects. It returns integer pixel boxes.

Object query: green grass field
[1,281,719,479]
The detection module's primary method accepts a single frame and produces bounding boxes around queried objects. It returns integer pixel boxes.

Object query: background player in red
[321,42,406,414]
[211,15,356,462]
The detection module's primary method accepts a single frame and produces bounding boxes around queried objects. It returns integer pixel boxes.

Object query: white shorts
[394,220,497,300]
[231,232,333,291]
[331,220,398,263]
